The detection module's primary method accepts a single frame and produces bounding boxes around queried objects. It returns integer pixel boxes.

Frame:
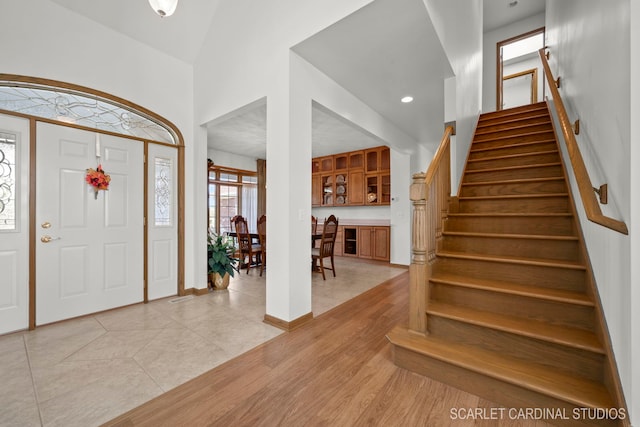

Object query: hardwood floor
[104,271,554,427]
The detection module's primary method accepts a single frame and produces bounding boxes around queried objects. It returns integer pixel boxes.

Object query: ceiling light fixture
[401,96,414,103]
[149,0,179,17]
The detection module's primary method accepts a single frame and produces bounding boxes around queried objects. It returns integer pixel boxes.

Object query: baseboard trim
[183,287,209,296]
[264,312,313,332]
[389,262,409,269]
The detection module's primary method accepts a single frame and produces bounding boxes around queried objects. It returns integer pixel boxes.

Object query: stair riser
[478,110,549,127]
[474,123,554,141]
[445,215,576,236]
[392,346,618,427]
[477,115,551,132]
[441,235,579,261]
[466,152,561,171]
[426,315,603,382]
[433,258,586,292]
[463,165,564,182]
[469,140,558,160]
[472,131,556,149]
[429,283,595,330]
[458,196,570,214]
[460,179,567,197]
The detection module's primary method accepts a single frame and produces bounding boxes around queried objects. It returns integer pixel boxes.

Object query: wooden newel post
[409,172,428,334]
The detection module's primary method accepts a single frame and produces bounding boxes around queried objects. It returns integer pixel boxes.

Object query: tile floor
[0,258,406,427]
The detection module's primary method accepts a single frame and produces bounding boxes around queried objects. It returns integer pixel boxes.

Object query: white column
[264,53,313,324]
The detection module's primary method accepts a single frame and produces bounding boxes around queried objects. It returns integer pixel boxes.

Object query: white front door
[0,114,30,334]
[36,123,144,325]
[147,143,178,300]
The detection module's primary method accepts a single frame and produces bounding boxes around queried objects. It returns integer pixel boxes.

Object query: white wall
[422,0,483,193]
[546,0,635,420]
[207,149,258,172]
[482,13,546,113]
[0,0,198,290]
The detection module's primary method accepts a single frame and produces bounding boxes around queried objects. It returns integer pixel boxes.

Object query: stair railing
[409,125,453,334]
[538,48,628,235]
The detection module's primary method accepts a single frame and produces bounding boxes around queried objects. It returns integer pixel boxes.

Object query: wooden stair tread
[436,250,586,270]
[429,272,593,306]
[447,212,573,218]
[474,121,552,135]
[461,176,565,187]
[471,138,557,153]
[387,326,613,408]
[473,130,554,143]
[477,112,550,128]
[442,231,578,242]
[464,162,562,174]
[479,106,548,119]
[458,193,568,201]
[426,302,604,354]
[467,150,559,163]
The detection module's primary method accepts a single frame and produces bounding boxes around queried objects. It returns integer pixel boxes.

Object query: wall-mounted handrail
[538,49,628,235]
[408,125,454,334]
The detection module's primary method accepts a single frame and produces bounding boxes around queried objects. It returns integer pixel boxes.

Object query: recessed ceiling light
[401,96,414,103]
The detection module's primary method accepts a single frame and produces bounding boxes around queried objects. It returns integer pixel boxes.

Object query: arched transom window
[0,77,178,145]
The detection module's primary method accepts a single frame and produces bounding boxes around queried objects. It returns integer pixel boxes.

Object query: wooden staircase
[388,102,627,426]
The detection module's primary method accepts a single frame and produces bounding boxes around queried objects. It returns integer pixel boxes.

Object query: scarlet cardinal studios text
[449,407,626,421]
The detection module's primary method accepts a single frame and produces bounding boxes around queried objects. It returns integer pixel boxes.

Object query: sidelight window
[0,132,17,231]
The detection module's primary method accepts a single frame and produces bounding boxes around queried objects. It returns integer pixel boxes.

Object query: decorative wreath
[85,164,111,199]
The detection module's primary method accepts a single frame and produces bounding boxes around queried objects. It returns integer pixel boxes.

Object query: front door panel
[36,123,143,325]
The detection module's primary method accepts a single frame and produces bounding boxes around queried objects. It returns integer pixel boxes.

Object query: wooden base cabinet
[316,224,390,261]
[358,226,390,261]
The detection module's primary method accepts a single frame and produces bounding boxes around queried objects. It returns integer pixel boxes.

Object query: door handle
[41,221,52,229]
[41,235,61,243]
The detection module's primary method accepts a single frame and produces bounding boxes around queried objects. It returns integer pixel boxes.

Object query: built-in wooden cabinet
[363,226,390,260]
[342,225,390,261]
[312,146,390,207]
[364,146,391,205]
[315,224,390,262]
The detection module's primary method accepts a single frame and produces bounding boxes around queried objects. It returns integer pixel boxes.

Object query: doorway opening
[496,27,545,110]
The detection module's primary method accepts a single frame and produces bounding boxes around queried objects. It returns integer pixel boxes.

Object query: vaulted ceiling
[49,0,546,159]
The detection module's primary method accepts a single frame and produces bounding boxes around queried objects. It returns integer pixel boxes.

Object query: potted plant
[207,231,239,290]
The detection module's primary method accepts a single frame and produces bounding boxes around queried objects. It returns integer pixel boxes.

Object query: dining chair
[257,214,266,277]
[233,215,262,274]
[311,214,338,280]
[311,215,319,248]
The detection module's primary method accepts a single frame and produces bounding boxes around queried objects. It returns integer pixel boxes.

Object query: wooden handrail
[538,49,628,235]
[408,126,454,334]
[424,126,454,186]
